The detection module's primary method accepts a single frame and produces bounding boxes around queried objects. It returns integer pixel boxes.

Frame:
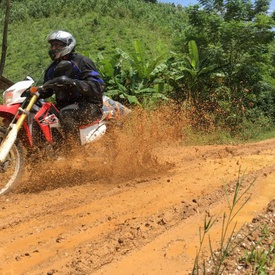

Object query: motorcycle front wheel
[0,127,24,195]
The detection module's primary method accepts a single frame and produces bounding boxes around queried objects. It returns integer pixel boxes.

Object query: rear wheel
[0,127,24,195]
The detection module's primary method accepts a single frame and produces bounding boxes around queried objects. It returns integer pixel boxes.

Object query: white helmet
[47,30,76,60]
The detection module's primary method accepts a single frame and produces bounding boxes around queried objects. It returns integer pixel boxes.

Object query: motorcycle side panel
[34,102,60,143]
[79,122,107,145]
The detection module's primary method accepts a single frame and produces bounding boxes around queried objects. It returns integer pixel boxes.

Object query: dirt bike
[0,70,130,195]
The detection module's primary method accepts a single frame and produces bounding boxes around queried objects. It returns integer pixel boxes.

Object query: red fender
[0,104,33,146]
[0,104,20,117]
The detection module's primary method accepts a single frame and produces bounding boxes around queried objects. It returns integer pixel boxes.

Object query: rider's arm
[73,56,106,102]
[40,64,55,99]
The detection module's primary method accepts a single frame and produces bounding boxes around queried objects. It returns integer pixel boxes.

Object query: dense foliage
[1,0,275,139]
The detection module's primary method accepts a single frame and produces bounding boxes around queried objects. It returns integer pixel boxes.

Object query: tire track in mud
[0,139,275,274]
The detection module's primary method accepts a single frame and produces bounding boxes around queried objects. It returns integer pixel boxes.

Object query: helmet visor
[48,40,66,60]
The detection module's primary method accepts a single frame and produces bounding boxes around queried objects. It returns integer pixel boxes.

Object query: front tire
[0,127,24,195]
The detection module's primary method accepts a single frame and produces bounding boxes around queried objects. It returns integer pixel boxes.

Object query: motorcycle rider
[41,30,106,140]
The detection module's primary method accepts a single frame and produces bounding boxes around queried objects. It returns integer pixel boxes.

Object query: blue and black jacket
[43,53,105,109]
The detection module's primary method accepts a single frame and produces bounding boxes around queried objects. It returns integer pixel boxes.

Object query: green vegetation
[242,226,275,274]
[192,170,274,274]
[1,0,275,141]
[192,171,255,274]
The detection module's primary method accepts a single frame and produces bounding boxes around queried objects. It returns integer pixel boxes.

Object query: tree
[171,0,275,132]
[0,0,11,76]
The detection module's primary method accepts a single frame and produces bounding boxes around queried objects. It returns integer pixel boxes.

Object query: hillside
[1,0,188,82]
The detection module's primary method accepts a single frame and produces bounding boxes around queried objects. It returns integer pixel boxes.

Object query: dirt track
[0,111,275,275]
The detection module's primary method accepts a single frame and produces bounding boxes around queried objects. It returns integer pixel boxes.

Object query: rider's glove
[44,76,77,88]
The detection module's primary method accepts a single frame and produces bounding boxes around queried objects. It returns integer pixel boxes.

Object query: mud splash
[18,106,187,193]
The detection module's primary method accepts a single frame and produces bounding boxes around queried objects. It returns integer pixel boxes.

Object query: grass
[241,225,275,274]
[192,169,257,274]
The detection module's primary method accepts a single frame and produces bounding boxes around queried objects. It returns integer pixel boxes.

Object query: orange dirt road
[0,119,275,275]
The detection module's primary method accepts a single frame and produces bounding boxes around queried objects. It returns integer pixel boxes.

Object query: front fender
[0,104,20,118]
[0,104,33,146]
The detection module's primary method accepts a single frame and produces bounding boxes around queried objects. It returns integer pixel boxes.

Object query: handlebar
[28,76,77,97]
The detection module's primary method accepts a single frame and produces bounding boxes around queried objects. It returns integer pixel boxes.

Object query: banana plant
[97,40,169,107]
[168,40,218,103]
